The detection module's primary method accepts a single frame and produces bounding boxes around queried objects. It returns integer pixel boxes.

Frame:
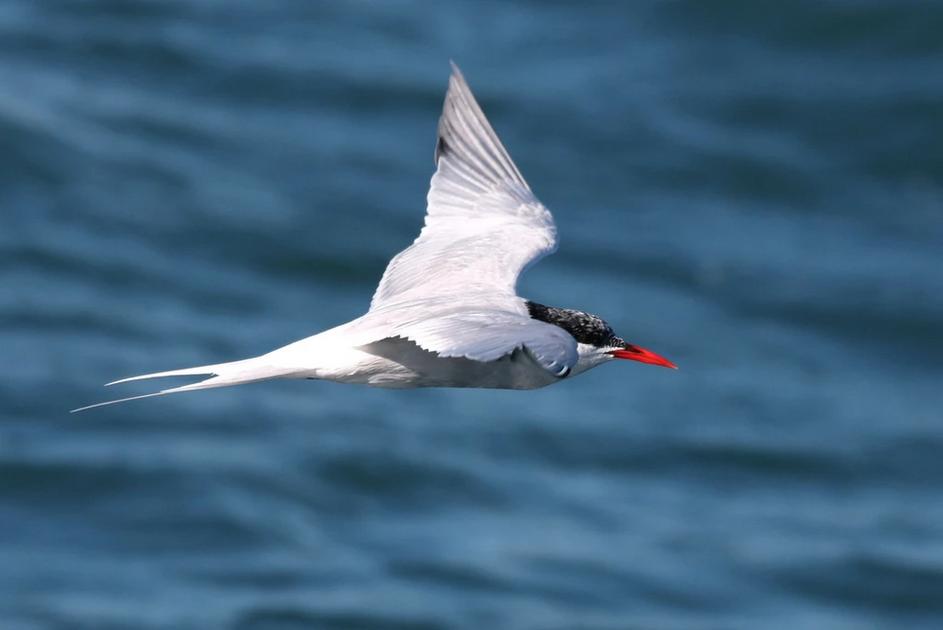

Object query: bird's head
[526,301,676,374]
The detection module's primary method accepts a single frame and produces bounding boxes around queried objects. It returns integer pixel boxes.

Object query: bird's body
[224,299,619,390]
[74,63,674,413]
[271,333,564,390]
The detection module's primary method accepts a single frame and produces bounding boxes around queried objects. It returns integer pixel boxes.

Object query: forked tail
[71,356,300,412]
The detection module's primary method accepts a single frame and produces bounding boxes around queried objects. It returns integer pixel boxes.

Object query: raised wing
[370,63,557,310]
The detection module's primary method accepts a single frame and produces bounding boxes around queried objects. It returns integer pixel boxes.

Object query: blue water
[3,1,942,628]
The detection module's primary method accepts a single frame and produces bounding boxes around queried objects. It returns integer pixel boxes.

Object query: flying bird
[73,63,675,412]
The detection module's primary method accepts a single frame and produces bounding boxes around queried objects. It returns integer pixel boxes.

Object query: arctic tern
[73,63,675,412]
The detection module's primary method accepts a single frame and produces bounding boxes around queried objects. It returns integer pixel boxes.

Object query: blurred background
[2,1,942,628]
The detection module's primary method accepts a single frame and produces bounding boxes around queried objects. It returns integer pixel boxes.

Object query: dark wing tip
[434,134,449,164]
[432,61,528,187]
[433,61,464,165]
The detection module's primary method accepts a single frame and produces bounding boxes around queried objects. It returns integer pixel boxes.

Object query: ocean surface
[3,1,942,628]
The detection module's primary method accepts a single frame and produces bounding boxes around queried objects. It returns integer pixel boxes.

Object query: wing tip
[435,60,466,165]
[435,60,529,189]
[445,60,472,101]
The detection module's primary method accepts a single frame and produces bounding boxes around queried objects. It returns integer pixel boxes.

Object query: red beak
[609,345,677,369]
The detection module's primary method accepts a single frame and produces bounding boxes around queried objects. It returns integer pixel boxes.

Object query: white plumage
[73,63,674,413]
[372,63,556,308]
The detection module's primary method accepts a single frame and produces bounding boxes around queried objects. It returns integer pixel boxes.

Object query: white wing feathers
[361,63,573,376]
[370,63,557,308]
[345,296,577,377]
[388,311,576,376]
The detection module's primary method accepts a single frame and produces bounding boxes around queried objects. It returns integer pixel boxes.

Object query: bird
[73,63,675,413]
